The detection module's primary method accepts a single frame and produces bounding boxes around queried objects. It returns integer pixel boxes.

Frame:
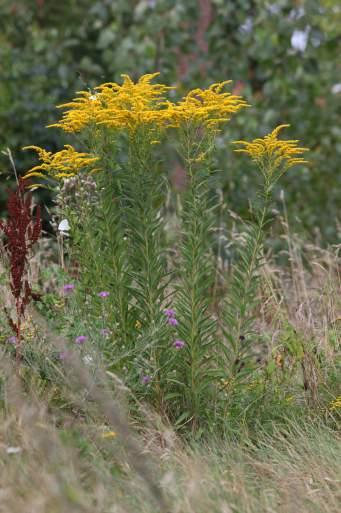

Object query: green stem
[233,189,271,342]
[126,130,169,406]
[175,142,216,430]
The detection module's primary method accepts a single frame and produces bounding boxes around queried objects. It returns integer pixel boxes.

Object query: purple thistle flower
[168,317,178,326]
[100,328,111,338]
[59,351,71,360]
[75,335,87,345]
[63,283,75,293]
[163,308,176,318]
[98,291,110,298]
[7,335,17,345]
[173,339,185,350]
[142,375,151,385]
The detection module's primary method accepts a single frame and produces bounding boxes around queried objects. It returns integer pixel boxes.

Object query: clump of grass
[170,420,341,513]
[0,352,340,513]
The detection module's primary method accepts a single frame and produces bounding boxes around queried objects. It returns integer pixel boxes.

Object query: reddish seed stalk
[0,179,41,365]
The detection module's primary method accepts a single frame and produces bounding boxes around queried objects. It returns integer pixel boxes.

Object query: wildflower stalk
[96,166,131,350]
[0,180,41,365]
[222,184,271,384]
[222,125,309,402]
[172,124,217,431]
[57,135,132,359]
[126,130,166,319]
[124,128,170,406]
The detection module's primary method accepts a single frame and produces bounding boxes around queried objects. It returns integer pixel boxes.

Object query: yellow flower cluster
[47,74,248,134]
[23,145,100,180]
[47,91,102,133]
[233,125,309,172]
[25,76,249,184]
[48,73,175,133]
[171,81,249,129]
[95,73,174,131]
[329,395,341,411]
[101,430,117,439]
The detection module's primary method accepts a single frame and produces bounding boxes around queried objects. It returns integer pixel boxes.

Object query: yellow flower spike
[23,145,52,161]
[47,90,103,132]
[101,431,117,439]
[210,80,233,93]
[23,145,100,183]
[233,124,309,175]
[173,81,249,130]
[49,73,177,134]
[22,170,46,178]
[47,74,249,135]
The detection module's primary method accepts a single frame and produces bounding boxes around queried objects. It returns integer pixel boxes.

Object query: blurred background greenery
[1,0,340,242]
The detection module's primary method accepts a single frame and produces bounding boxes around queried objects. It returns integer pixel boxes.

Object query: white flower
[58,219,70,233]
[83,354,94,365]
[6,447,22,454]
[240,17,253,33]
[291,28,309,52]
[331,83,341,95]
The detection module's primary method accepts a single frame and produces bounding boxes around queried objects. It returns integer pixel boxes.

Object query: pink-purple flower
[141,375,151,384]
[98,291,110,298]
[164,307,179,326]
[63,283,75,293]
[75,335,87,345]
[164,308,176,318]
[173,339,185,350]
[168,317,178,326]
[7,335,17,345]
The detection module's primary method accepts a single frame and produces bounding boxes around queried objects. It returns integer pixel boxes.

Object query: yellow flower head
[95,73,175,131]
[48,76,248,134]
[47,92,102,133]
[23,145,100,181]
[48,73,176,133]
[329,395,341,411]
[101,431,117,439]
[172,81,249,129]
[233,125,309,174]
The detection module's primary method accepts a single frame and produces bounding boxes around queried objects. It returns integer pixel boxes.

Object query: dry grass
[170,422,340,513]
[0,361,339,513]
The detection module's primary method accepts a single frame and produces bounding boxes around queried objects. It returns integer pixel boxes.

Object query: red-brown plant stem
[0,179,41,364]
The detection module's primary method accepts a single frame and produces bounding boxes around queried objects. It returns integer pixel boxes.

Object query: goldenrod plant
[21,74,311,433]
[167,85,248,431]
[219,126,309,415]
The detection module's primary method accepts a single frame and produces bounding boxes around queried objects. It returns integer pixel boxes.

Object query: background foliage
[1,0,340,241]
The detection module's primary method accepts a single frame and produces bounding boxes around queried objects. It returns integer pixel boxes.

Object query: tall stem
[174,125,217,430]
[223,182,272,384]
[126,129,169,406]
